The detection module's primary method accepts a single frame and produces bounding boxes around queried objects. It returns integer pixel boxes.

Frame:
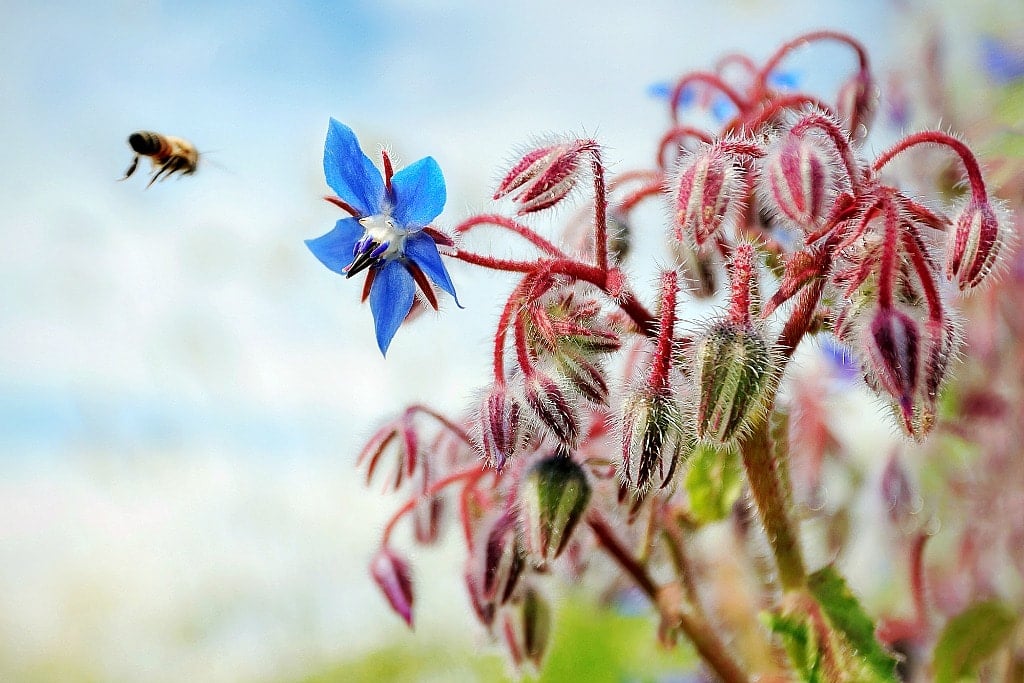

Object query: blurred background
[1,1,1021,681]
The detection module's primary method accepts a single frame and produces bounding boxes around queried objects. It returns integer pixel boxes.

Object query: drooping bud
[502,587,552,670]
[863,307,921,422]
[412,493,443,544]
[694,321,776,444]
[494,139,597,214]
[464,567,496,627]
[553,352,608,405]
[836,67,877,139]
[673,145,743,247]
[523,371,580,447]
[479,386,521,471]
[944,196,1005,291]
[480,512,527,605]
[881,452,918,530]
[370,548,415,627]
[620,389,688,492]
[521,454,592,564]
[763,132,834,231]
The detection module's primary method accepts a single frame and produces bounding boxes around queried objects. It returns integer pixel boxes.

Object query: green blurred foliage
[299,592,693,683]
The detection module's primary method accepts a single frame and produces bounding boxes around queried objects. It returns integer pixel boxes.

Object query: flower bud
[554,352,608,405]
[502,587,552,669]
[837,68,877,139]
[494,139,596,214]
[480,512,527,605]
[370,548,415,627]
[522,454,592,564]
[863,307,920,420]
[606,212,632,264]
[479,386,521,471]
[881,452,918,530]
[523,371,580,447]
[464,568,496,627]
[621,389,688,492]
[763,132,834,231]
[944,196,1005,291]
[412,494,443,544]
[694,322,776,444]
[673,146,742,247]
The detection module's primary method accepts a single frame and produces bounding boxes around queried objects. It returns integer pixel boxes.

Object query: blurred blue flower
[306,119,460,356]
[820,336,859,382]
[647,81,696,108]
[981,35,1024,84]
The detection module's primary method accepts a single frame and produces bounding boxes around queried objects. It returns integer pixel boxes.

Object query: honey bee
[121,131,199,187]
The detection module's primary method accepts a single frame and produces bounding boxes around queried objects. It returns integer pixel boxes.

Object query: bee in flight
[121,131,199,187]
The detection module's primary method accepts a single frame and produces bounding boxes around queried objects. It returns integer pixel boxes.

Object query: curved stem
[586,510,750,683]
[670,72,750,123]
[738,417,807,591]
[405,404,474,447]
[649,271,678,391]
[757,30,869,93]
[872,131,989,201]
[454,214,567,257]
[791,110,863,194]
[382,466,488,544]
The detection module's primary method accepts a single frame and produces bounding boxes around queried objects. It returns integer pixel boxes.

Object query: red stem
[454,214,567,257]
[791,110,863,194]
[591,147,610,274]
[872,131,989,201]
[382,466,488,543]
[878,196,900,309]
[757,30,869,93]
[670,72,750,122]
[649,271,678,391]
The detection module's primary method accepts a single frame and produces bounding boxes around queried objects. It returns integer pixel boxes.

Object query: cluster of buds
[345,29,1013,678]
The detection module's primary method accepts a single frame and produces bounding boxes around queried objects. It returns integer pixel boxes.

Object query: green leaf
[763,612,822,683]
[808,566,899,682]
[933,600,1017,683]
[684,443,743,523]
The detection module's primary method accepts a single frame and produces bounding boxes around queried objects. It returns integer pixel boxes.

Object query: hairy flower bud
[370,548,415,627]
[945,196,1005,291]
[864,307,921,423]
[502,587,552,670]
[621,389,688,491]
[412,493,443,544]
[554,352,608,405]
[480,512,527,605]
[694,322,776,444]
[837,68,877,139]
[522,454,591,564]
[479,386,521,471]
[495,139,596,214]
[673,146,742,247]
[763,132,834,230]
[881,452,918,530]
[465,567,496,627]
[523,371,580,447]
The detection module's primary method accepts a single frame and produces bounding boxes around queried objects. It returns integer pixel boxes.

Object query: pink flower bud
[479,386,521,471]
[863,307,921,422]
[694,322,776,444]
[837,68,877,139]
[673,146,742,247]
[412,494,443,544]
[464,568,496,627]
[480,512,527,605]
[620,389,687,492]
[881,452,918,530]
[763,132,834,231]
[523,371,580,447]
[522,454,591,564]
[494,139,596,214]
[370,548,415,627]
[945,197,1006,291]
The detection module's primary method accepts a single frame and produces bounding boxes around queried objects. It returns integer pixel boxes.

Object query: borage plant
[308,30,1017,682]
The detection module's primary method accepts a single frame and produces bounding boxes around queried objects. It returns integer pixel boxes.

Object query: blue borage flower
[306,119,461,356]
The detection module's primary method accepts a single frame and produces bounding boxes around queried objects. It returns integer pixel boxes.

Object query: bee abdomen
[128,131,165,155]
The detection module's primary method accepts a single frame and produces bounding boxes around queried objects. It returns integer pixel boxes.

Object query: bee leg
[121,155,140,180]
[147,162,174,188]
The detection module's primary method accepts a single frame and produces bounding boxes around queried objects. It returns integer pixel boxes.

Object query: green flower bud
[521,454,591,564]
[621,389,688,492]
[695,321,777,444]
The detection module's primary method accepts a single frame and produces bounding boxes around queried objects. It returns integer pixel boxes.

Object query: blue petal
[324,119,385,216]
[305,217,364,274]
[369,259,416,356]
[404,232,462,307]
[389,156,446,228]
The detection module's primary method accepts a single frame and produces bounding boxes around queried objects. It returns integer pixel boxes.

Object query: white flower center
[358,214,407,260]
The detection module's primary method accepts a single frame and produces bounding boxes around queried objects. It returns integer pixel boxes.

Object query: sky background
[0,1,1010,681]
